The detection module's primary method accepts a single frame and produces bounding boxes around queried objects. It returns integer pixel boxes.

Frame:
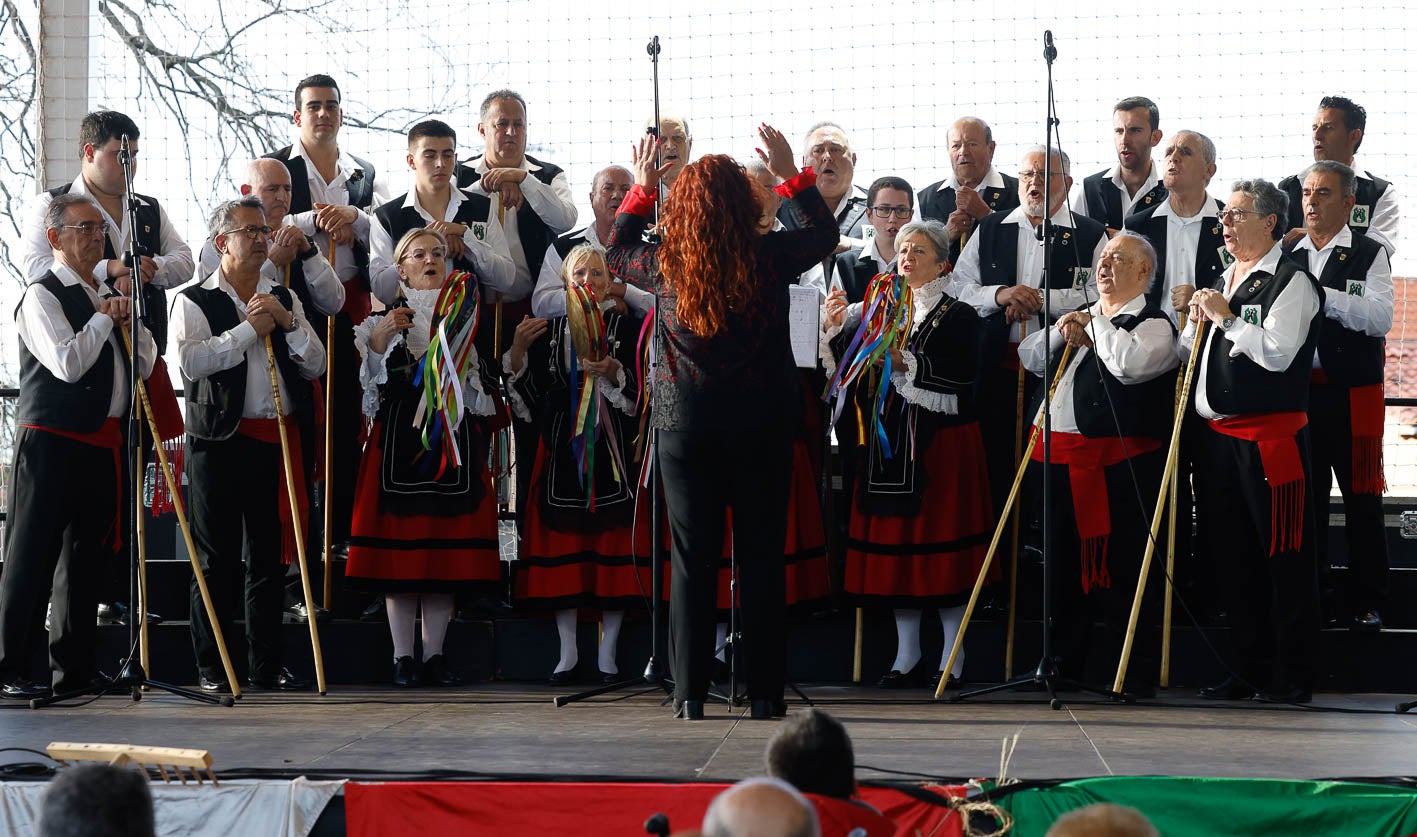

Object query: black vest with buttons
[16,273,126,433]
[373,189,496,278]
[1081,170,1167,231]
[457,154,564,281]
[1124,198,1228,311]
[918,173,1021,263]
[266,146,377,285]
[1282,234,1386,387]
[1278,171,1390,246]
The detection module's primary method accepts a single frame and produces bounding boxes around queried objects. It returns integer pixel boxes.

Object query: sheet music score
[788,284,821,369]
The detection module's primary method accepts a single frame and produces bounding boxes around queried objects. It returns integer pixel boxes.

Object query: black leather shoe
[673,698,704,720]
[392,656,418,687]
[421,654,463,687]
[599,670,622,684]
[2,679,49,699]
[96,601,163,627]
[1254,684,1312,704]
[929,672,963,691]
[877,663,924,689]
[750,698,788,719]
[360,599,387,622]
[1352,610,1383,634]
[283,602,332,624]
[1199,676,1255,701]
[547,668,578,686]
[197,675,231,694]
[246,667,311,691]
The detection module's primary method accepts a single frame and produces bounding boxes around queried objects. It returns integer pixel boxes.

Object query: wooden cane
[852,608,864,683]
[934,344,1074,699]
[264,337,328,695]
[322,250,336,611]
[1160,311,1188,689]
[119,329,242,698]
[1112,321,1207,695]
[1004,319,1029,680]
[136,428,150,681]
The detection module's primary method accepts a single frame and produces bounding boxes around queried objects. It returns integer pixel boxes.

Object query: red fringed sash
[237,418,307,566]
[22,417,123,550]
[1033,431,1162,593]
[1349,383,1386,497]
[1207,412,1308,556]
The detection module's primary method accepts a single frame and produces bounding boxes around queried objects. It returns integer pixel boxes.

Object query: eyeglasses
[869,205,912,219]
[400,247,448,262]
[219,225,274,239]
[1017,169,1064,182]
[1218,208,1260,224]
[59,222,111,237]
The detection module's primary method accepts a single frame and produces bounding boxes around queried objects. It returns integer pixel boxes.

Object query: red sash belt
[1207,411,1308,556]
[22,417,124,550]
[1311,372,1386,496]
[237,418,307,566]
[1033,431,1162,593]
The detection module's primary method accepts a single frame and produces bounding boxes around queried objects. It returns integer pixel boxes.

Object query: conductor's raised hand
[632,134,674,191]
[755,123,799,182]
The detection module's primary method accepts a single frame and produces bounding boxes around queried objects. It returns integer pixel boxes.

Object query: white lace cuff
[462,358,497,417]
[595,363,636,416]
[353,317,404,418]
[890,350,958,414]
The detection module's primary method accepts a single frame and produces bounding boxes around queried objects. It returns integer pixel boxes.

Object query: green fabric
[999,777,1417,837]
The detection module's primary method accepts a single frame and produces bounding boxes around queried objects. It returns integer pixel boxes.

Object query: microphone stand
[33,135,230,709]
[952,31,1121,708]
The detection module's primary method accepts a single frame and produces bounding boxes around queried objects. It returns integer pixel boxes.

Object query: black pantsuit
[658,422,794,703]
[0,428,118,690]
[187,433,287,681]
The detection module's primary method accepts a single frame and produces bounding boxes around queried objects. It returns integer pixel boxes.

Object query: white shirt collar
[289,139,365,182]
[49,262,90,289]
[1295,224,1353,254]
[1090,291,1148,318]
[1102,159,1160,193]
[1003,203,1076,229]
[206,268,276,299]
[1155,193,1219,221]
[1223,240,1286,288]
[398,184,473,218]
[470,153,541,175]
[944,165,1006,193]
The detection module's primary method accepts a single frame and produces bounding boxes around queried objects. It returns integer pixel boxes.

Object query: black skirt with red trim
[516,441,652,610]
[844,421,996,607]
[345,420,502,594]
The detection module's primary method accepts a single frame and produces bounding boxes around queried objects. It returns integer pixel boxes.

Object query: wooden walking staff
[935,345,1074,700]
[118,329,242,699]
[852,609,863,683]
[264,337,328,695]
[1160,311,1188,689]
[1112,322,1208,695]
[1004,318,1029,681]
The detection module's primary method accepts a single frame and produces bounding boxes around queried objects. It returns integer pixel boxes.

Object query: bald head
[240,159,293,226]
[702,778,820,837]
[1045,803,1159,837]
[947,117,996,189]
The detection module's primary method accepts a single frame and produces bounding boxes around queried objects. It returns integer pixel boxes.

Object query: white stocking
[420,593,454,660]
[554,608,579,673]
[598,611,624,674]
[385,593,419,662]
[937,605,966,677]
[891,609,923,673]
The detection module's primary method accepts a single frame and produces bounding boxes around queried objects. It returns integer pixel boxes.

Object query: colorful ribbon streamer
[823,272,915,458]
[564,283,627,509]
[411,270,481,478]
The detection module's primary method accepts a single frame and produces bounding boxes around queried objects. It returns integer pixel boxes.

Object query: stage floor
[3,684,1415,784]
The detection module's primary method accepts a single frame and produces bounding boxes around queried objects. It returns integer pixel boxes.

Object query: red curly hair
[658,155,762,337]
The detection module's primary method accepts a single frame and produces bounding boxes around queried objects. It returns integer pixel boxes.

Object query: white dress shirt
[20,174,194,288]
[284,139,391,285]
[368,185,517,306]
[1070,160,1162,224]
[17,263,157,416]
[530,225,655,318]
[1181,241,1321,420]
[197,226,346,317]
[1018,293,1179,433]
[1141,195,1221,326]
[1291,226,1394,369]
[463,155,578,300]
[947,205,1107,341]
[172,271,327,418]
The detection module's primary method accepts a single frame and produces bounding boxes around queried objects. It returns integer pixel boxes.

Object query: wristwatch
[284,315,300,334]
[299,235,319,259]
[1220,316,1236,331]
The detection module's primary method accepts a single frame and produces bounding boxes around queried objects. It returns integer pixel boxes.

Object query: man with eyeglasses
[1072,97,1167,234]
[1184,179,1323,704]
[832,176,914,304]
[0,193,158,700]
[1283,161,1393,636]
[172,196,325,694]
[948,145,1108,518]
[918,117,1021,264]
[1278,96,1398,256]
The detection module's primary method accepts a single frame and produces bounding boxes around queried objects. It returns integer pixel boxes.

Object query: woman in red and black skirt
[345,228,502,687]
[823,219,994,691]
[505,243,647,684]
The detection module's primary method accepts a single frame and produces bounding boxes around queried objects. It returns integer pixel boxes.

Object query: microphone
[1043,30,1057,62]
[644,813,670,836]
[118,133,131,166]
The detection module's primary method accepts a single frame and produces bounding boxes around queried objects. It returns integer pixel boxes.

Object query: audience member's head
[765,709,856,801]
[702,777,821,837]
[39,763,156,837]
[1044,802,1158,837]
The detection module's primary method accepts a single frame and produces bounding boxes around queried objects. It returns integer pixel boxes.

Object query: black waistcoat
[1282,234,1387,387]
[1081,170,1167,231]
[918,173,1022,263]
[374,189,495,278]
[1125,198,1229,311]
[456,154,565,280]
[16,273,126,433]
[180,284,310,440]
[1199,254,1323,415]
[1279,171,1390,245]
[266,146,377,283]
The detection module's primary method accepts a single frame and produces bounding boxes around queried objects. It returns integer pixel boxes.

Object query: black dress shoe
[750,698,788,719]
[2,679,50,699]
[197,675,231,694]
[360,599,387,622]
[599,670,622,684]
[421,654,463,687]
[929,672,963,691]
[548,668,578,686]
[1254,685,1312,704]
[392,656,418,687]
[877,663,924,689]
[1352,610,1383,634]
[283,602,332,624]
[1199,676,1255,701]
[96,601,163,627]
[673,698,704,720]
[246,667,311,691]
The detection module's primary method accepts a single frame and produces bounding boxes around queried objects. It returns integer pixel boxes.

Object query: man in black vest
[949,145,1108,517]
[1073,97,1167,233]
[832,176,913,304]
[918,117,1021,264]
[1279,96,1398,256]
[1187,179,1323,704]
[531,165,651,319]
[267,74,386,618]
[1019,231,1178,695]
[173,197,326,693]
[18,109,191,628]
[1,193,157,699]
[1285,161,1393,634]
